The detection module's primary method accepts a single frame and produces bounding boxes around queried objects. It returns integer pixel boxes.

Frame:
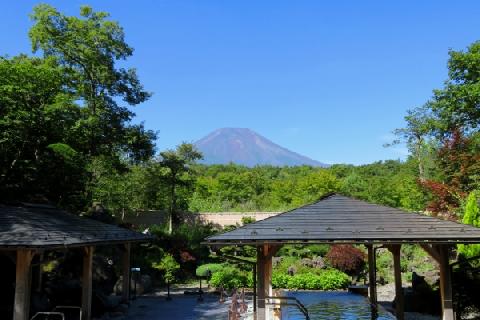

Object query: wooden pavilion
[0,203,150,320]
[205,193,480,320]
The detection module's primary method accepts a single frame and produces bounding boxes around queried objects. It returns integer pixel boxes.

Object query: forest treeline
[1,5,479,226]
[94,160,428,215]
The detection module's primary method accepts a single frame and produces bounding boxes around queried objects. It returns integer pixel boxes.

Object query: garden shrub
[317,269,350,290]
[458,191,480,259]
[196,263,224,277]
[326,244,366,275]
[272,272,290,289]
[210,266,249,289]
[277,244,328,258]
[272,269,350,290]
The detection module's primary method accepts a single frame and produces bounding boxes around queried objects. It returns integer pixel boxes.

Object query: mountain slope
[194,128,327,167]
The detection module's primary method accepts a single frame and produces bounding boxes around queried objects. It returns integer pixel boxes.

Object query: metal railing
[265,296,310,320]
[30,305,81,320]
[53,306,82,320]
[30,312,65,320]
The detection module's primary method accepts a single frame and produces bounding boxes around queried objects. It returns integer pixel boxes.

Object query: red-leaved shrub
[326,245,366,275]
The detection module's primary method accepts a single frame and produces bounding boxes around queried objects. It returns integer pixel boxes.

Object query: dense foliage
[1,5,155,210]
[272,270,350,290]
[325,245,366,276]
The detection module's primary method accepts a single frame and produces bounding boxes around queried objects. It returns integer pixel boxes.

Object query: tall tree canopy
[393,41,480,214]
[0,5,155,209]
[29,4,155,162]
[0,55,85,205]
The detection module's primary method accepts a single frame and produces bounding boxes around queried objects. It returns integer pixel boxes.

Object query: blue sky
[1,1,480,165]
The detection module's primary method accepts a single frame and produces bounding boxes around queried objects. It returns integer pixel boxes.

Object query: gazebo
[0,203,150,320]
[205,193,480,320]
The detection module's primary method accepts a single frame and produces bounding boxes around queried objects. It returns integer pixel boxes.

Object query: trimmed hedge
[272,269,350,290]
[208,265,350,291]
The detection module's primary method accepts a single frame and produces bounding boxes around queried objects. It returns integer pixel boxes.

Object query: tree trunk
[168,174,176,234]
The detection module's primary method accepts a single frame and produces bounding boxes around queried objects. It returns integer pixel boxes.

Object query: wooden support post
[421,244,455,320]
[256,244,277,320]
[256,246,267,320]
[82,246,94,320]
[253,263,257,313]
[37,253,44,292]
[122,243,131,303]
[437,245,454,320]
[14,249,35,320]
[366,245,377,307]
[389,245,404,320]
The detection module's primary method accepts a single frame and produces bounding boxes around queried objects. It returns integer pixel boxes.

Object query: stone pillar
[14,249,35,320]
[82,246,94,320]
[438,245,454,320]
[122,243,131,303]
[366,245,377,306]
[389,245,404,320]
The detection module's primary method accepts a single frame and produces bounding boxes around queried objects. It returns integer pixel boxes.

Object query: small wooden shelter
[205,194,480,320]
[0,203,150,320]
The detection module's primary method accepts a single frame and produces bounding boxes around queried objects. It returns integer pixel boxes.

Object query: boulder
[114,275,152,295]
[287,266,297,276]
[300,258,313,268]
[312,256,325,269]
[272,256,283,268]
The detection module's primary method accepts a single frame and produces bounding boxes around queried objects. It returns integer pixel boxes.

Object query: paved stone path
[127,294,232,320]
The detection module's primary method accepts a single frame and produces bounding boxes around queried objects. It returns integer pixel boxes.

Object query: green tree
[160,143,202,233]
[0,55,86,206]
[388,106,438,181]
[429,42,480,134]
[152,254,180,300]
[29,4,156,204]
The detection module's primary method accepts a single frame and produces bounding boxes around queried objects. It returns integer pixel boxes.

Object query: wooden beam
[388,245,404,320]
[14,249,35,320]
[366,245,377,306]
[82,246,94,320]
[436,245,455,320]
[420,244,441,263]
[122,243,131,303]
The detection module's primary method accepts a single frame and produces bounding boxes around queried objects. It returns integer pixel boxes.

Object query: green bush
[317,269,351,290]
[272,272,290,288]
[210,266,250,289]
[272,269,350,290]
[458,191,480,259]
[196,263,224,277]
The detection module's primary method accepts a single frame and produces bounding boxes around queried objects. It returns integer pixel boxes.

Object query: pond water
[281,291,395,320]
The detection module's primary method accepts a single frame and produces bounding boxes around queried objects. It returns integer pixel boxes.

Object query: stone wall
[125,211,280,227]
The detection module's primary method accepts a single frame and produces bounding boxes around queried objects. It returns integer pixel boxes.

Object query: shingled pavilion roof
[206,193,480,245]
[0,203,150,249]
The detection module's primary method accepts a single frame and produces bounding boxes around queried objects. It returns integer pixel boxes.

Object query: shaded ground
[377,284,440,320]
[126,284,253,320]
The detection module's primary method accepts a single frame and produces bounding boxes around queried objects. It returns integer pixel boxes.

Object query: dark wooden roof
[206,194,480,245]
[0,204,150,249]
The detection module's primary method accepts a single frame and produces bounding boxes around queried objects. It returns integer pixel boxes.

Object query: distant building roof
[0,204,150,249]
[206,194,480,245]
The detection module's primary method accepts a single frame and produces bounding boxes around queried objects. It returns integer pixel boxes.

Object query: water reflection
[282,292,395,320]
